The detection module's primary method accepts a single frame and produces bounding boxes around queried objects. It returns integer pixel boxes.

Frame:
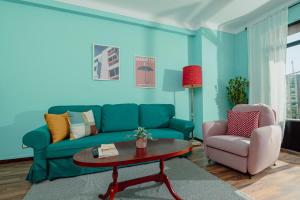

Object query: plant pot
[136,138,147,148]
[135,147,147,157]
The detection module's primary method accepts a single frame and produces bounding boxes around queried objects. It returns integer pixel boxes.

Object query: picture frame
[93,44,120,80]
[135,55,156,88]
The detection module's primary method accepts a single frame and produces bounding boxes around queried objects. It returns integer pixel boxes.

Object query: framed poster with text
[135,56,155,88]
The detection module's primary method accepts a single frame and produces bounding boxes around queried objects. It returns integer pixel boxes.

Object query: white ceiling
[57,0,298,33]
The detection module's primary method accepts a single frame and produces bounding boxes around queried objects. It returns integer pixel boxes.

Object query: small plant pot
[135,147,147,157]
[136,138,147,148]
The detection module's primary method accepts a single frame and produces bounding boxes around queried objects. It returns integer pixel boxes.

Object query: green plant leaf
[226,76,249,107]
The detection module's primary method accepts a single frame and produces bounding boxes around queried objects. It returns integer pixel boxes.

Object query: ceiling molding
[56,0,239,34]
[56,0,196,31]
[55,0,300,35]
[223,0,300,34]
[14,0,195,36]
[245,0,299,28]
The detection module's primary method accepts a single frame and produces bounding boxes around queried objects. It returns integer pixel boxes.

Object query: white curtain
[248,8,288,125]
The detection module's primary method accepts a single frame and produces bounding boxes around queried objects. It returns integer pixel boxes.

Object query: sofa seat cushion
[102,104,139,132]
[206,135,250,157]
[147,128,184,140]
[47,131,135,158]
[47,128,184,159]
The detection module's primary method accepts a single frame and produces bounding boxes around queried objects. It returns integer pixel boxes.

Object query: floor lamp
[182,65,202,146]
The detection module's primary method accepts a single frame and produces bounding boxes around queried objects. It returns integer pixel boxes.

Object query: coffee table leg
[160,159,182,200]
[99,161,182,200]
[99,166,118,200]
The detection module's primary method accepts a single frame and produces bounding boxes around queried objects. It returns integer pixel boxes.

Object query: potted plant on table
[134,127,152,148]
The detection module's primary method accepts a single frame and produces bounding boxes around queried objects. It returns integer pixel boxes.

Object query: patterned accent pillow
[68,110,98,140]
[227,110,260,138]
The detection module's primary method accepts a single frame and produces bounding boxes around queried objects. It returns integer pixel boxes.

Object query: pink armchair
[203,104,282,175]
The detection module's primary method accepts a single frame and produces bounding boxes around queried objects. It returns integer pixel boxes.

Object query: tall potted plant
[226,76,249,107]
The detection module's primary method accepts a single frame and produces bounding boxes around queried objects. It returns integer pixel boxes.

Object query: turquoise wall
[189,28,236,139]
[0,0,191,160]
[2,0,277,159]
[201,28,235,122]
[188,31,203,140]
[234,30,248,78]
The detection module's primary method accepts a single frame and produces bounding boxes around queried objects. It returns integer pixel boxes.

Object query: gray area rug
[25,158,251,200]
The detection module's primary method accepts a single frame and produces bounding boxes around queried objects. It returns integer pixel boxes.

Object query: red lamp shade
[182,65,202,88]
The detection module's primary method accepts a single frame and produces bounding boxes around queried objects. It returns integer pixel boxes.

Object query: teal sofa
[23,104,194,183]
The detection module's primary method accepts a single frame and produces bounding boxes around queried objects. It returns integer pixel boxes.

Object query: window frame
[286,20,300,120]
[287,20,300,47]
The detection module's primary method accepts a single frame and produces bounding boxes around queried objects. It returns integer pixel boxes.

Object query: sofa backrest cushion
[102,103,139,132]
[48,105,102,131]
[139,104,175,128]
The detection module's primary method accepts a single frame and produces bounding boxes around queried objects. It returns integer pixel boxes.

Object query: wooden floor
[0,160,32,200]
[188,147,300,200]
[0,147,299,200]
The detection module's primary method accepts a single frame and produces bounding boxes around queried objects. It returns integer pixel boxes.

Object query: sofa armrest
[248,125,282,175]
[169,118,194,139]
[23,125,51,150]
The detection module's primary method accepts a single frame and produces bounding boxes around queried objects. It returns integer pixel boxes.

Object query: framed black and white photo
[93,44,119,80]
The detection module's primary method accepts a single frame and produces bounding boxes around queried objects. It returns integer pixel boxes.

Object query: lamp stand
[190,88,201,146]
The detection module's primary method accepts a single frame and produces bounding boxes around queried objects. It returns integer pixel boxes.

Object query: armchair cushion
[206,135,250,157]
[233,104,275,127]
[227,110,260,138]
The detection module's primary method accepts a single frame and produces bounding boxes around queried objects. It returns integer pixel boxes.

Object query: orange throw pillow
[44,113,69,143]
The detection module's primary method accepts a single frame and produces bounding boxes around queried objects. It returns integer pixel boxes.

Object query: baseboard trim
[0,157,33,164]
[281,148,300,156]
[194,137,203,142]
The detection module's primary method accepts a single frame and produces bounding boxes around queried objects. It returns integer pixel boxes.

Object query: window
[286,21,300,119]
[107,48,119,66]
[109,68,119,79]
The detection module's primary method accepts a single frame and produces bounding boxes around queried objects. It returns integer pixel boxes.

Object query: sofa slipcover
[23,104,194,183]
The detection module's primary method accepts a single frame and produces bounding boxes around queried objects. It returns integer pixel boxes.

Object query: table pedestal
[98,159,182,200]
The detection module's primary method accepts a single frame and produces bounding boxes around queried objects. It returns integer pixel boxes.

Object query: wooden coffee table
[73,139,192,200]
